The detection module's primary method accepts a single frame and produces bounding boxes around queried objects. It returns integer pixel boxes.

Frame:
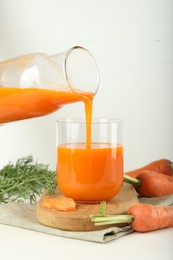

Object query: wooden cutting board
[36,183,138,231]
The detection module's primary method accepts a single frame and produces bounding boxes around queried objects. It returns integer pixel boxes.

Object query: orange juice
[57,143,123,202]
[0,87,93,124]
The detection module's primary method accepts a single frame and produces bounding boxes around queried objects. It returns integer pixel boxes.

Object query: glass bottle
[0,46,99,123]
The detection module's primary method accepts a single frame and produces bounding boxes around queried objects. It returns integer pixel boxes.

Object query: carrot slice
[42,196,76,212]
[54,197,76,212]
[42,197,57,209]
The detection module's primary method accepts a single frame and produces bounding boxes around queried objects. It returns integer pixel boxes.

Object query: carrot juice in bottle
[0,46,99,123]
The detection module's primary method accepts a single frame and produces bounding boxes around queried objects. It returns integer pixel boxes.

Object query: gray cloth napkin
[0,194,173,243]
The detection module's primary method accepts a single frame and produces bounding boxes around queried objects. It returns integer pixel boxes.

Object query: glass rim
[56,118,122,125]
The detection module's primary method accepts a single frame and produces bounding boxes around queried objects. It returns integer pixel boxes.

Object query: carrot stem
[123,174,142,187]
[170,162,173,170]
[91,214,134,226]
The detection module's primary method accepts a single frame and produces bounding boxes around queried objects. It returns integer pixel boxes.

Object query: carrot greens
[0,156,56,204]
[123,174,142,187]
[99,201,107,216]
[90,201,134,226]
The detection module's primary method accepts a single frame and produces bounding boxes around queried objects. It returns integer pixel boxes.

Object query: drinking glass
[56,119,123,203]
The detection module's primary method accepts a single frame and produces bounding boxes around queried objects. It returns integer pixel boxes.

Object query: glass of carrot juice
[56,119,123,203]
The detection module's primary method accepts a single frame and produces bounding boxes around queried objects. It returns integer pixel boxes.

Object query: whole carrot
[124,171,173,197]
[128,204,173,232]
[135,171,173,197]
[91,204,173,233]
[126,159,173,178]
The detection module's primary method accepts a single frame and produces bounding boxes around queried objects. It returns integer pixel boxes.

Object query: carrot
[135,171,173,197]
[128,204,173,232]
[42,196,76,212]
[91,204,173,233]
[42,197,58,209]
[124,171,173,197]
[54,197,76,212]
[126,159,173,178]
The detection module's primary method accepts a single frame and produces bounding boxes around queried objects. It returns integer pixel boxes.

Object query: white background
[0,0,172,171]
[0,1,173,259]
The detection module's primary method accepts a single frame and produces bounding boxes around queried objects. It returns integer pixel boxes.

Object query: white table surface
[0,224,172,260]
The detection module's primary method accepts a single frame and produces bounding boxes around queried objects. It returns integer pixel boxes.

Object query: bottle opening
[64,46,100,95]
